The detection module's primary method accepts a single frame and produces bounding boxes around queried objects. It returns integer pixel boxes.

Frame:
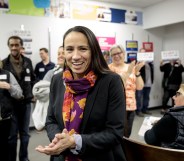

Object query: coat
[32,80,50,130]
[46,72,127,161]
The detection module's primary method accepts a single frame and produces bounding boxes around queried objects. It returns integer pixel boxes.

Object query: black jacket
[2,55,36,103]
[163,106,184,149]
[0,69,14,119]
[46,72,127,161]
[144,106,184,150]
[160,62,184,89]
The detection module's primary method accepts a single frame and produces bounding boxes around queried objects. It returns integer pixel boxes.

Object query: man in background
[34,48,55,81]
[2,35,36,161]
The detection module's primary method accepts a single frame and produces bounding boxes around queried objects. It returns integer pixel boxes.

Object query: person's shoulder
[35,61,42,67]
[52,71,63,81]
[169,106,184,112]
[2,56,9,63]
[108,63,113,67]
[50,72,63,88]
[100,72,121,82]
[0,68,9,74]
[23,56,32,63]
[23,57,35,67]
[50,61,55,65]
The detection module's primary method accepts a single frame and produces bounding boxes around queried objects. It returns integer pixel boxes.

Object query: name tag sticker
[26,68,30,73]
[39,68,45,72]
[0,74,7,80]
[25,76,31,82]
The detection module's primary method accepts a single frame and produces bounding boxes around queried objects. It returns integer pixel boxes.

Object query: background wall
[144,0,184,29]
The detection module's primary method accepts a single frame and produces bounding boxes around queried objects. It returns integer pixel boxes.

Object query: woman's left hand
[135,61,145,74]
[35,129,76,155]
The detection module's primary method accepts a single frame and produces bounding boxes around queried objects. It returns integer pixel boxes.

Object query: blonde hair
[177,84,184,96]
[109,44,125,55]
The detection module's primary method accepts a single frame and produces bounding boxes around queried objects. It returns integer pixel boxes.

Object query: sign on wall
[0,0,9,10]
[96,36,116,51]
[142,42,153,52]
[126,40,138,63]
[11,29,33,57]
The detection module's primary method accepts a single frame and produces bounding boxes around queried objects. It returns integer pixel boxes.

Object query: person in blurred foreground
[144,84,184,150]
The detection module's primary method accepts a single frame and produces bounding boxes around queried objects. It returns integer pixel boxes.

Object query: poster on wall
[8,0,44,16]
[110,8,143,25]
[126,40,138,52]
[126,40,138,63]
[96,7,112,22]
[127,52,137,63]
[71,2,97,20]
[142,42,153,52]
[11,29,33,57]
[44,0,70,18]
[0,0,9,10]
[96,36,115,51]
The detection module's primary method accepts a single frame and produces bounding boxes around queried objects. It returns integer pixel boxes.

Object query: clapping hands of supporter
[135,61,145,74]
[35,129,75,155]
[127,60,136,75]
[0,81,10,89]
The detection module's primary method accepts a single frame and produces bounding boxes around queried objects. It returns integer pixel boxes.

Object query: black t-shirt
[34,61,55,81]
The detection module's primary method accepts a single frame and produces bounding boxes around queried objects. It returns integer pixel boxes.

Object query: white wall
[143,0,184,29]
[142,27,164,107]
[146,22,184,107]
[162,22,184,80]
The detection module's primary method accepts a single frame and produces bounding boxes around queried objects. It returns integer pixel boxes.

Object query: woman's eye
[65,48,73,53]
[79,47,88,52]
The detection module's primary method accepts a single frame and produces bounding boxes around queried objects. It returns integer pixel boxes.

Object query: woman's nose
[72,49,81,59]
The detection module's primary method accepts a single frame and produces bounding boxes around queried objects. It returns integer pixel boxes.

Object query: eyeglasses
[111,52,122,57]
[175,92,182,97]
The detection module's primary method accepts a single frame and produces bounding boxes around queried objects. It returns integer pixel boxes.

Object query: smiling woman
[36,26,127,161]
[64,32,92,80]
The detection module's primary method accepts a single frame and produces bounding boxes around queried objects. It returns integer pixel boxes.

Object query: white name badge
[39,68,45,72]
[25,76,31,82]
[0,74,7,80]
[26,68,30,74]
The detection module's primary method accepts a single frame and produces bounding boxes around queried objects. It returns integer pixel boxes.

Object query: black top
[144,115,177,146]
[34,61,55,81]
[160,62,184,88]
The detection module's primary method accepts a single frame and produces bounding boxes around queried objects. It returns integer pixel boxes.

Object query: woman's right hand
[35,129,76,155]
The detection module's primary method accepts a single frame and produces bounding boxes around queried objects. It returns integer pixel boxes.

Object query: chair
[122,137,184,161]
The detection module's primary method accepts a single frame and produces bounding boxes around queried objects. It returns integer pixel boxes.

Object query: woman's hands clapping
[35,129,76,155]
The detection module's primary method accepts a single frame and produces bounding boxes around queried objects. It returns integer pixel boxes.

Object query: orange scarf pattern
[62,69,97,161]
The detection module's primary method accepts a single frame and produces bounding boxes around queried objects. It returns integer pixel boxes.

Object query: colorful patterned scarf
[62,69,97,161]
